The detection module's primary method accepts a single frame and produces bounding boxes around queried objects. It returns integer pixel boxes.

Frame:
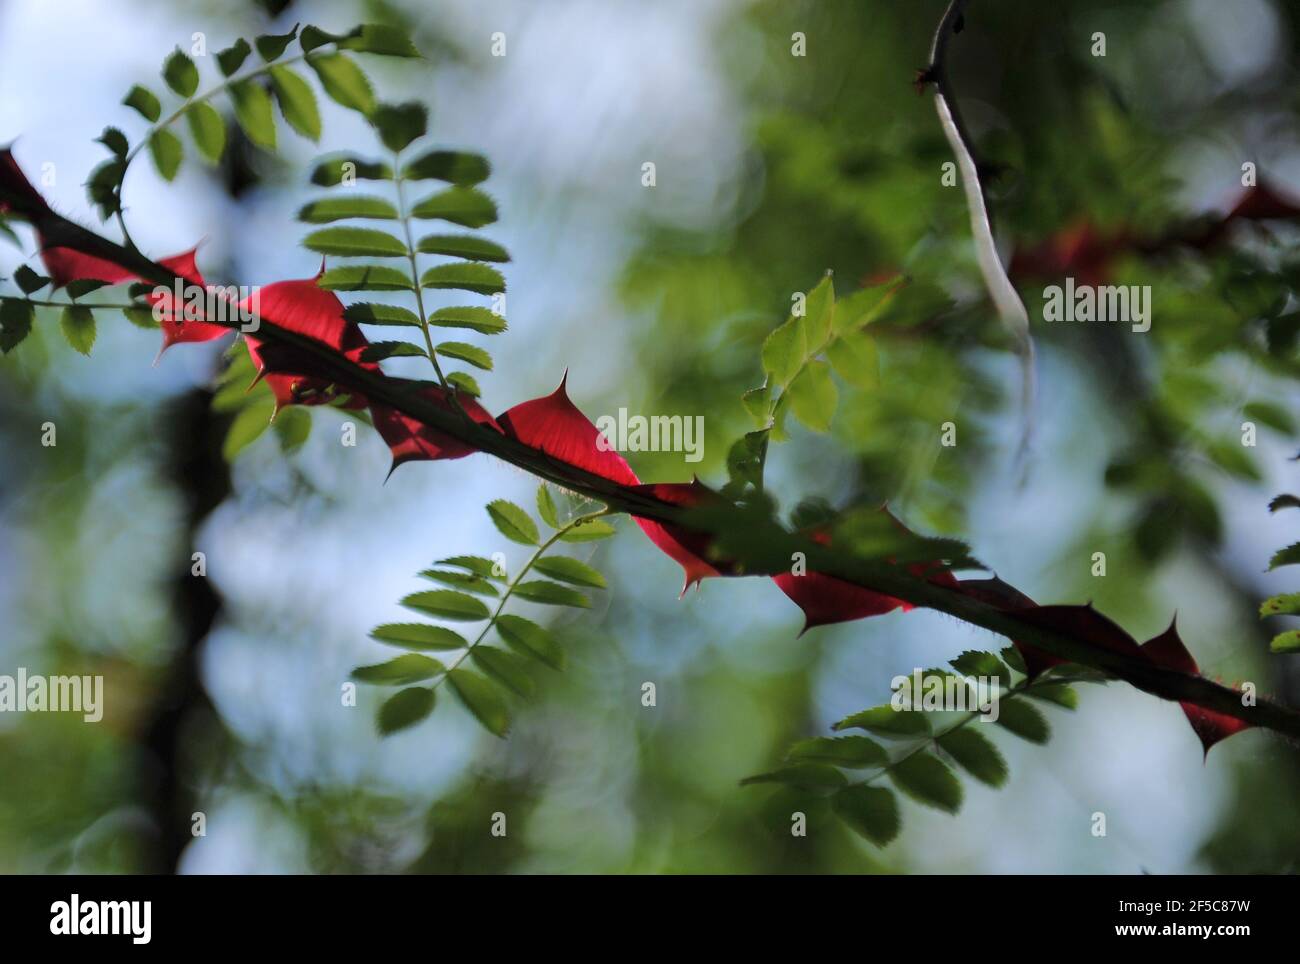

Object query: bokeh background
[2,0,1299,873]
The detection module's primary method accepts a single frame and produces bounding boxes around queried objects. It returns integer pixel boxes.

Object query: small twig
[922,0,1036,466]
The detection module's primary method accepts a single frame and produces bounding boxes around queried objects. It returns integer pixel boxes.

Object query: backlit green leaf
[123,85,161,122]
[416,234,509,262]
[298,195,398,222]
[560,518,616,542]
[786,735,887,769]
[833,705,931,738]
[410,186,497,227]
[229,80,276,150]
[890,752,963,813]
[307,52,375,115]
[532,556,606,588]
[761,315,804,386]
[185,102,227,162]
[439,556,505,581]
[352,653,444,685]
[256,26,299,62]
[786,360,837,432]
[269,65,321,141]
[447,669,510,737]
[370,623,467,651]
[343,303,419,326]
[495,614,564,670]
[995,698,1050,744]
[377,686,435,734]
[404,150,490,184]
[471,647,535,698]
[148,129,183,181]
[162,48,198,98]
[419,569,498,596]
[60,306,96,355]
[428,306,506,334]
[1268,543,1300,570]
[511,580,590,608]
[400,589,491,621]
[370,101,427,152]
[486,500,538,545]
[937,727,1008,787]
[826,330,879,389]
[420,262,505,295]
[318,265,412,291]
[215,39,251,76]
[741,764,847,793]
[832,785,900,846]
[435,341,492,370]
[537,485,561,528]
[310,155,393,185]
[304,226,406,258]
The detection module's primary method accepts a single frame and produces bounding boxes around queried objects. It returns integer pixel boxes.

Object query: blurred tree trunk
[138,387,231,873]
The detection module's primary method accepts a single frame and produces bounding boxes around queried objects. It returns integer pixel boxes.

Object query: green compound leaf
[400,589,491,621]
[435,341,492,370]
[418,569,498,596]
[889,752,963,814]
[343,303,418,327]
[537,485,561,529]
[741,764,847,793]
[377,686,435,735]
[416,233,509,262]
[511,581,591,608]
[162,48,199,97]
[298,195,398,222]
[318,265,412,291]
[428,306,506,334]
[303,226,407,258]
[269,65,322,141]
[441,556,506,581]
[229,79,277,150]
[123,84,161,122]
[370,101,427,152]
[60,306,96,355]
[447,669,510,737]
[148,129,183,181]
[786,735,887,769]
[404,149,490,184]
[471,646,535,699]
[559,518,617,542]
[420,262,505,295]
[833,705,932,738]
[487,500,538,545]
[185,102,227,163]
[307,52,375,115]
[995,698,1050,744]
[370,623,468,652]
[495,614,564,670]
[410,186,498,227]
[352,653,444,685]
[532,556,606,588]
[216,39,252,76]
[832,785,900,846]
[937,726,1008,787]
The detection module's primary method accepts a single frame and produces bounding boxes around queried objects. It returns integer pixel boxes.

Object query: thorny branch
[2,179,1298,742]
